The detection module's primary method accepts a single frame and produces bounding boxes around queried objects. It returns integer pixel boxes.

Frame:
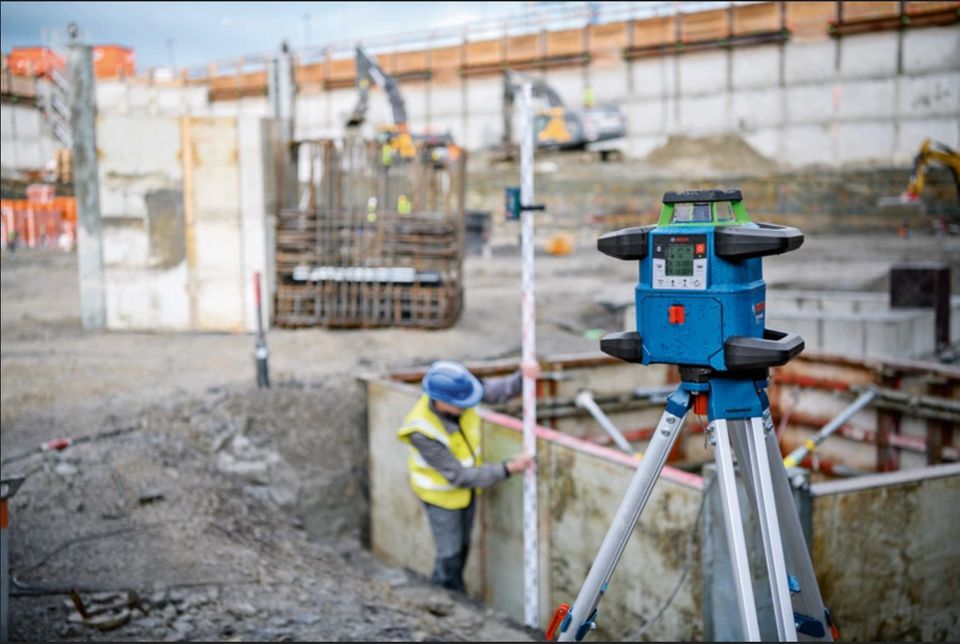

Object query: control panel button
[668,305,685,325]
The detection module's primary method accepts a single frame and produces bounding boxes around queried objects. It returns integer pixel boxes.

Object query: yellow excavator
[880,138,960,233]
[346,46,457,167]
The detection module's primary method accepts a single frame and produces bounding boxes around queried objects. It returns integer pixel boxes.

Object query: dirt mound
[644,134,776,176]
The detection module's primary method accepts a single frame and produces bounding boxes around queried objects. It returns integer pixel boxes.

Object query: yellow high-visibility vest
[397,395,483,510]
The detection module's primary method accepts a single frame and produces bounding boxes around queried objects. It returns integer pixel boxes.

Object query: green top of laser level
[657,189,751,227]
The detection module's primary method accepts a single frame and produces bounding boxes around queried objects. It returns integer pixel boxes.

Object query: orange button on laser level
[668,304,685,324]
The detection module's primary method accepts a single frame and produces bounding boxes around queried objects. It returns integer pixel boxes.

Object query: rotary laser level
[549,190,838,642]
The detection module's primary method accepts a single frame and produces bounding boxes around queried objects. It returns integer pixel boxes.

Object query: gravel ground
[2,229,957,641]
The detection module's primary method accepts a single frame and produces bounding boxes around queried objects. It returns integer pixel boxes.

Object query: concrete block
[543,67,584,107]
[821,315,866,356]
[895,118,960,164]
[624,98,667,135]
[767,313,823,349]
[731,87,782,130]
[294,93,325,139]
[97,116,182,178]
[155,87,186,115]
[102,219,149,268]
[630,133,668,159]
[784,40,836,85]
[678,92,726,135]
[902,26,960,75]
[591,63,630,103]
[783,83,834,124]
[731,45,781,90]
[839,32,898,79]
[466,76,501,113]
[835,78,896,120]
[679,51,727,96]
[430,83,462,119]
[104,264,190,330]
[864,310,934,360]
[399,81,427,121]
[96,81,129,114]
[836,121,894,165]
[898,71,960,118]
[630,55,676,100]
[742,128,780,161]
[127,84,153,113]
[780,123,833,167]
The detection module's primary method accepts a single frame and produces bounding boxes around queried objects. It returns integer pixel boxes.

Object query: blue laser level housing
[598,189,805,372]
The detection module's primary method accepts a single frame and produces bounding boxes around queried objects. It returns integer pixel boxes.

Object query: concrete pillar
[268,41,296,141]
[67,25,106,330]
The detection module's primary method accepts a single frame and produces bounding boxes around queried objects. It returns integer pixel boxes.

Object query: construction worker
[397,360,539,593]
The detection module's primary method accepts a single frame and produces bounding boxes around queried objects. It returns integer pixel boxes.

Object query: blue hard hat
[422,361,484,408]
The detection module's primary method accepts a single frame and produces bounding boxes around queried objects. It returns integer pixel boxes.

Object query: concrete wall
[93,25,959,167]
[97,114,277,332]
[365,356,960,640]
[0,101,59,173]
[811,464,960,641]
[366,376,705,641]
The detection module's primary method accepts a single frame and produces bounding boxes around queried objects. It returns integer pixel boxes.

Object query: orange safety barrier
[1,193,77,251]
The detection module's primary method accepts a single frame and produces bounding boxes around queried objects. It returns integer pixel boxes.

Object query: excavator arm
[502,70,567,147]
[347,46,408,128]
[906,138,960,203]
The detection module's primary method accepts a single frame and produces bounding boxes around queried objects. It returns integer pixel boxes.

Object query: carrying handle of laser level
[597,225,655,261]
[724,328,804,370]
[714,223,804,261]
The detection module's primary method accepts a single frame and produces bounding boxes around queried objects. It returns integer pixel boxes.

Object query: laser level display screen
[665,244,694,276]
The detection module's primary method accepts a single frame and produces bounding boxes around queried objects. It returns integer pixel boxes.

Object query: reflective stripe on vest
[397,394,483,510]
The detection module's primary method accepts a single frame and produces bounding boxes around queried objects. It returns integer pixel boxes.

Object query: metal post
[1,477,25,642]
[711,420,762,641]
[575,390,638,457]
[741,418,797,641]
[268,41,296,142]
[783,387,878,468]
[519,80,539,629]
[67,25,106,330]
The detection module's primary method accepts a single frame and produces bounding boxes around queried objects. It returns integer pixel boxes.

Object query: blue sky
[0,1,530,69]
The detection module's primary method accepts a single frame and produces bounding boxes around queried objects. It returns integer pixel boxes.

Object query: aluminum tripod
[554,372,835,642]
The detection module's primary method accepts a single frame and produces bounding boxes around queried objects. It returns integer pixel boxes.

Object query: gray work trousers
[422,499,475,593]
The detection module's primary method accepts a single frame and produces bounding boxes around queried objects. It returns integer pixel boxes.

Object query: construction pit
[2,228,959,642]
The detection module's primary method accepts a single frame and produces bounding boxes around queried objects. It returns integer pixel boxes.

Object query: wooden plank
[632,15,676,48]
[545,28,585,57]
[465,38,502,66]
[732,2,783,35]
[588,21,627,54]
[506,33,540,62]
[786,1,837,39]
[680,7,730,42]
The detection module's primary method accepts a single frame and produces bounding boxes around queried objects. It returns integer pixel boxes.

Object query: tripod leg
[763,424,833,641]
[557,400,688,642]
[712,419,762,641]
[740,417,798,641]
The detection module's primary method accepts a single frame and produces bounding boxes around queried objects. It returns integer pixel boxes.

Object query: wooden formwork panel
[732,2,783,35]
[327,57,355,83]
[295,62,325,88]
[208,70,268,100]
[545,28,585,57]
[680,7,730,42]
[430,44,463,71]
[394,50,428,75]
[588,21,628,54]
[907,1,960,14]
[786,0,837,38]
[632,15,677,47]
[465,39,502,66]
[840,1,901,20]
[506,34,540,62]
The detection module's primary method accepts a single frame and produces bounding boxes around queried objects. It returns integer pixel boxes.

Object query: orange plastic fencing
[1,193,77,251]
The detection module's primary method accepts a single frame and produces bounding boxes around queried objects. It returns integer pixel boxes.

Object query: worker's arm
[409,433,512,488]
[482,362,541,404]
